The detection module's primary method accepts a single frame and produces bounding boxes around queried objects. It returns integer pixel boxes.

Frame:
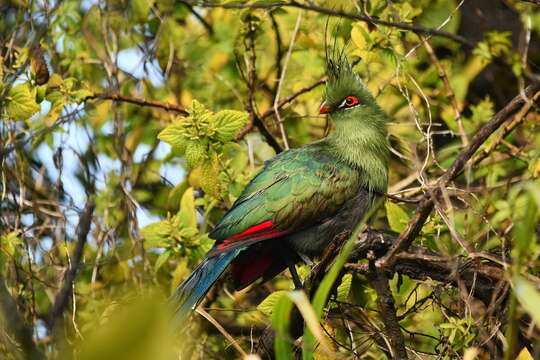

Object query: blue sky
[35,47,183,232]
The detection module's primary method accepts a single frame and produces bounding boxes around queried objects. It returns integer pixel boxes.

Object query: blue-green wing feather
[210,143,361,247]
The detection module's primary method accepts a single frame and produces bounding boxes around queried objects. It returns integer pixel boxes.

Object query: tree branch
[261,78,326,120]
[377,83,540,269]
[0,275,45,360]
[178,0,214,36]
[256,228,525,357]
[236,77,325,144]
[47,201,95,330]
[348,230,509,305]
[366,251,408,359]
[189,1,474,48]
[85,93,188,115]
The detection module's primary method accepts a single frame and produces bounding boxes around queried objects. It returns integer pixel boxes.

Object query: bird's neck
[326,117,389,193]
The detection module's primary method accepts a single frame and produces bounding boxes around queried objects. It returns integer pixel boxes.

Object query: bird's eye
[340,95,360,109]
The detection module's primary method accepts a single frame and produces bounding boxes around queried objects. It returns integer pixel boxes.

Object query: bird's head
[320,51,389,191]
[320,55,387,131]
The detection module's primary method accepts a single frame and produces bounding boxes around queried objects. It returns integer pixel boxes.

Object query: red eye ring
[344,95,359,107]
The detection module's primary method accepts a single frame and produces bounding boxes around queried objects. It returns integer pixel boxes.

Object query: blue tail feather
[172,248,242,323]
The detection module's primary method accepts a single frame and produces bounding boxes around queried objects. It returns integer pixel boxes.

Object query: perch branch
[377,83,540,269]
[256,228,525,358]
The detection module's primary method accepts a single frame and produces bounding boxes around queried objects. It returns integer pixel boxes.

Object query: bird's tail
[171,248,242,323]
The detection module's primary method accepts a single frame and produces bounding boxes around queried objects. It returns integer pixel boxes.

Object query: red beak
[319,102,331,114]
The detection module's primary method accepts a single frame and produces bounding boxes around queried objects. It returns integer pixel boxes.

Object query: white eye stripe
[338,98,359,109]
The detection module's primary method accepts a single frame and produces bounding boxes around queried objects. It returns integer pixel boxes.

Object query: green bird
[173,53,389,320]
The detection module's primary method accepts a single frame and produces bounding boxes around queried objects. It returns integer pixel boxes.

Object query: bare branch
[86,93,188,115]
[366,251,408,359]
[0,275,45,360]
[48,201,95,330]
[188,1,474,47]
[377,83,540,269]
[237,77,325,142]
[348,230,510,305]
[177,0,214,36]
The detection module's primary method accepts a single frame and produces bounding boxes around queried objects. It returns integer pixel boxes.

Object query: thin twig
[178,0,214,35]
[270,12,284,95]
[377,83,540,269]
[422,37,468,146]
[472,91,540,166]
[273,11,303,150]
[235,78,325,143]
[196,307,248,357]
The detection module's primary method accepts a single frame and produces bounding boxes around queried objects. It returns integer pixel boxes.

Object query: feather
[172,249,242,323]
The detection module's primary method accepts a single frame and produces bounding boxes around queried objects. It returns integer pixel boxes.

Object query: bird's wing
[208,144,361,254]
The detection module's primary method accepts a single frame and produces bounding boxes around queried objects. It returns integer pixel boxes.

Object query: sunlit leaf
[5,83,40,120]
[154,250,171,271]
[258,290,287,317]
[177,187,197,229]
[514,276,540,330]
[385,201,410,233]
[212,110,248,142]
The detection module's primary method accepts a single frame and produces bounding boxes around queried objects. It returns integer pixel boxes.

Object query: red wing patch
[227,220,274,241]
[216,220,288,252]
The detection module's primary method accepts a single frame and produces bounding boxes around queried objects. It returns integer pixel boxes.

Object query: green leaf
[258,290,287,317]
[5,83,40,120]
[212,110,248,142]
[385,201,410,233]
[470,97,494,125]
[200,158,221,198]
[512,191,537,267]
[416,0,459,35]
[45,90,66,123]
[190,99,211,119]
[516,347,534,360]
[131,0,151,21]
[287,291,332,354]
[154,250,171,271]
[336,274,352,302]
[184,141,206,168]
[177,187,197,229]
[351,23,371,51]
[141,220,172,248]
[1,230,22,256]
[266,291,332,355]
[158,122,189,151]
[271,293,294,360]
[513,275,540,330]
[72,88,93,102]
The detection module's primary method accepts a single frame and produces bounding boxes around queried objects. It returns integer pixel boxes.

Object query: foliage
[1,0,540,359]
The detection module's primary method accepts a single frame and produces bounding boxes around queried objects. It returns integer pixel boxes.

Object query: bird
[172,52,390,322]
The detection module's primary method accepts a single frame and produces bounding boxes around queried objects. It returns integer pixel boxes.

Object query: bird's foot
[288,264,304,290]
